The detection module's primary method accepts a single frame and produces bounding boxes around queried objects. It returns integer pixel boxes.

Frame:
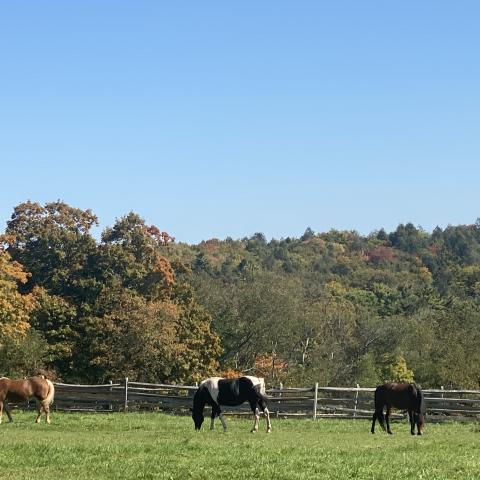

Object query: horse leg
[250,400,260,433]
[263,407,272,433]
[415,413,422,436]
[218,410,227,432]
[42,400,51,424]
[371,411,377,434]
[252,407,260,433]
[386,406,392,434]
[0,399,13,424]
[259,396,271,433]
[408,410,415,435]
[35,399,43,423]
[4,402,13,423]
[210,408,216,430]
[210,403,221,430]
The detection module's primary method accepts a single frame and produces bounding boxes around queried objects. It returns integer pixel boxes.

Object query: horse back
[1,376,50,403]
[376,383,421,411]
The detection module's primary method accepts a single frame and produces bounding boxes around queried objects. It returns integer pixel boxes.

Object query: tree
[80,289,181,382]
[79,286,221,383]
[29,288,78,379]
[0,245,35,342]
[0,329,48,378]
[99,212,175,300]
[4,201,98,301]
[381,354,415,383]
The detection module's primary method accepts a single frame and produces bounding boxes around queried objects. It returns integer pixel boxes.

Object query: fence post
[124,377,129,412]
[313,382,319,420]
[276,382,283,418]
[353,384,360,418]
[441,385,444,410]
[109,380,113,411]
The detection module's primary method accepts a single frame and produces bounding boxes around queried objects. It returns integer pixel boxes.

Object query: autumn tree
[0,245,35,342]
[98,212,175,300]
[5,201,98,301]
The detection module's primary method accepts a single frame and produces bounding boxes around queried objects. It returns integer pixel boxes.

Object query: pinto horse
[371,383,426,435]
[0,376,55,424]
[192,376,272,433]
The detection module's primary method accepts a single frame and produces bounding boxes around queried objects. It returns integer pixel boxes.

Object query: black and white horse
[191,376,272,433]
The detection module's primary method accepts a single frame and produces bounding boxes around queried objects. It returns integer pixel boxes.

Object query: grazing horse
[371,383,426,435]
[192,376,272,433]
[0,376,55,424]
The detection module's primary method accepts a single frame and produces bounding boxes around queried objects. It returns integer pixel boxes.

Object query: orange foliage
[199,239,220,252]
[146,225,175,245]
[366,246,396,264]
[218,368,243,379]
[254,354,288,381]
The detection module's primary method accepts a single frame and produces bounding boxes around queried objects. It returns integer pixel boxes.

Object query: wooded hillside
[2,201,479,388]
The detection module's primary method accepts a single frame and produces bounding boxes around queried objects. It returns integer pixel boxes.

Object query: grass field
[0,411,479,480]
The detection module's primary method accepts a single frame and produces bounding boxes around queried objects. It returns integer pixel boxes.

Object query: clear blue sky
[1,2,479,243]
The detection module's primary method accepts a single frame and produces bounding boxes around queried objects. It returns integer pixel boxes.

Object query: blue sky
[1,2,479,243]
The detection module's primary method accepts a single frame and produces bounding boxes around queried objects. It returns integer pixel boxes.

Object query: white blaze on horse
[191,376,272,433]
[0,376,55,424]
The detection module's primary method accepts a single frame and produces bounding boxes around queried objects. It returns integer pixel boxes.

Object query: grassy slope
[0,412,479,480]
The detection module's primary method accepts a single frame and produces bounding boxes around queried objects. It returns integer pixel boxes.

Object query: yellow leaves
[381,353,415,384]
[0,250,34,343]
[325,280,347,296]
[418,266,433,284]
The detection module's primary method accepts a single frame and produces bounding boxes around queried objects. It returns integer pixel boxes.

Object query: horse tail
[44,379,55,406]
[416,385,426,415]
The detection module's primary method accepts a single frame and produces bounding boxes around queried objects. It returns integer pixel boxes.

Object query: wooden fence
[47,380,480,422]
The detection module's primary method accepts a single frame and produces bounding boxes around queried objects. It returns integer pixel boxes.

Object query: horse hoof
[250,430,257,434]
[267,429,272,434]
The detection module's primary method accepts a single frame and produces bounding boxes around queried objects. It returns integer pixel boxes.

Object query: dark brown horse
[371,383,426,435]
[0,376,55,424]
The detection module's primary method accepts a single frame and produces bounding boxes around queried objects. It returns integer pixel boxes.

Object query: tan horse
[0,376,55,424]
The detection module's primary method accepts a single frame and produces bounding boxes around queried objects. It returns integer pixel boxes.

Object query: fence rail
[38,380,480,422]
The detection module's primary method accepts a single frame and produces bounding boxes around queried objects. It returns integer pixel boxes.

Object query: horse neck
[193,388,207,412]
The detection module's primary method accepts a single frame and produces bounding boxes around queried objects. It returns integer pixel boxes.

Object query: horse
[371,383,426,435]
[0,375,55,424]
[191,376,272,433]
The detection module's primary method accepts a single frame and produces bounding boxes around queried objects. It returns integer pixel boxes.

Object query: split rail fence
[46,380,480,422]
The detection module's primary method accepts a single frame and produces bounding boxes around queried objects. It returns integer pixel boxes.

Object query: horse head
[191,406,204,430]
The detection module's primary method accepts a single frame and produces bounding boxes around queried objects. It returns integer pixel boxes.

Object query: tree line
[1,201,479,388]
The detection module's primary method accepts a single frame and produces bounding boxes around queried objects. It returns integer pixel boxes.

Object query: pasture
[0,412,478,480]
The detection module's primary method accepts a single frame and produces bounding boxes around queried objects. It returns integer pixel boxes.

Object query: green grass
[0,411,479,480]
